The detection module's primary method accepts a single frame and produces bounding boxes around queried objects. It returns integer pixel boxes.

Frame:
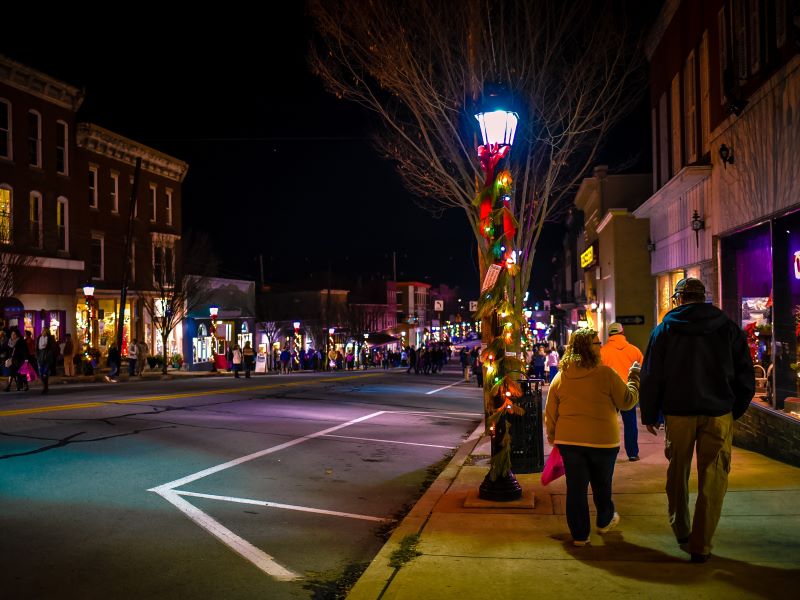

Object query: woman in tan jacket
[545,328,640,546]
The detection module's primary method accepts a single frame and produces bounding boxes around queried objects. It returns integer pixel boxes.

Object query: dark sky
[2,4,651,302]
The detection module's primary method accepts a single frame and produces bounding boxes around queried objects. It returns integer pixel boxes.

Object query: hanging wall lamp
[691,210,705,247]
[719,144,735,169]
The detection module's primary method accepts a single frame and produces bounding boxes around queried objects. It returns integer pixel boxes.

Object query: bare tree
[140,231,218,374]
[309,0,646,298]
[0,250,35,300]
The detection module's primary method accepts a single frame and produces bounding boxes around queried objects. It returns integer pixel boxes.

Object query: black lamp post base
[478,471,523,501]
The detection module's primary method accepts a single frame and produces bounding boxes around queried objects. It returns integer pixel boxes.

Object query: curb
[347,421,485,600]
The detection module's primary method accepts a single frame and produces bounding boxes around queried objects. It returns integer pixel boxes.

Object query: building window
[683,51,697,164]
[0,99,11,160]
[28,110,41,167]
[658,93,669,186]
[56,120,68,175]
[165,188,173,225]
[734,0,748,81]
[29,191,42,249]
[88,166,98,208]
[670,73,681,175]
[110,172,119,213]
[0,186,11,244]
[57,196,68,252]
[719,7,728,105]
[149,183,157,222]
[749,0,760,75]
[152,241,175,287]
[700,31,711,155]
[90,235,104,280]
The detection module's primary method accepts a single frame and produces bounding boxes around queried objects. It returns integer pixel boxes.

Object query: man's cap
[672,277,706,298]
[608,322,624,336]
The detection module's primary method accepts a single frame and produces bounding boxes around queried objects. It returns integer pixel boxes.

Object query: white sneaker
[572,538,590,547]
[597,512,620,534]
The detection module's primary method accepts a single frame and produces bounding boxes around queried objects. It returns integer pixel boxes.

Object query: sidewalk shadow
[557,532,800,599]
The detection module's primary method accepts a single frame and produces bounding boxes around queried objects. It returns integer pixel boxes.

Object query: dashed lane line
[0,372,382,418]
[322,433,455,449]
[425,380,466,395]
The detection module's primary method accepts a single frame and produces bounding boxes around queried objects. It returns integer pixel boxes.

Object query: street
[0,366,482,599]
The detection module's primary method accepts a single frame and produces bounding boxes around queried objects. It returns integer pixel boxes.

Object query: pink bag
[18,360,38,382]
[541,445,565,485]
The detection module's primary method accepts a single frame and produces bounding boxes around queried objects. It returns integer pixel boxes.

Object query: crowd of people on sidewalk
[543,278,755,564]
[0,327,62,394]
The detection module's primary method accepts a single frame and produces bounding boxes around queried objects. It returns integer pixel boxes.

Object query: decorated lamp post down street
[83,284,95,351]
[474,93,528,501]
[209,305,219,371]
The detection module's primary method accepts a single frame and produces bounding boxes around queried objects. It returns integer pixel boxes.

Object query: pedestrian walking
[128,338,139,376]
[25,330,38,374]
[5,329,29,392]
[62,333,75,377]
[137,339,148,375]
[532,347,547,380]
[37,333,57,394]
[460,348,470,382]
[406,346,417,374]
[243,341,255,378]
[640,277,755,563]
[600,322,645,462]
[544,327,640,547]
[546,347,560,383]
[280,347,291,374]
[231,344,243,378]
[106,343,120,382]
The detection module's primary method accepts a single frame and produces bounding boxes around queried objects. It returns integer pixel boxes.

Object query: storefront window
[192,322,213,363]
[773,213,800,417]
[657,271,686,323]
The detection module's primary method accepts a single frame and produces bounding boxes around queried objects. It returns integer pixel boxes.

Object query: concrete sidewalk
[349,405,800,599]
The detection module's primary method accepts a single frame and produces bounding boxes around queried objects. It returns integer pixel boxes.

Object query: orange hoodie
[600,334,644,382]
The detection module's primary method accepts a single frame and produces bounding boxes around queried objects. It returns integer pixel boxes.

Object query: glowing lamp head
[475,110,518,147]
[293,321,301,330]
[209,306,219,319]
[328,328,335,334]
[83,285,95,297]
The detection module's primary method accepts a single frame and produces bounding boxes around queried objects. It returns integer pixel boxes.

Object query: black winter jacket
[640,302,755,424]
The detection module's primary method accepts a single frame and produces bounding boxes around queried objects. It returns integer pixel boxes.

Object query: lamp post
[209,305,219,370]
[83,284,95,350]
[474,89,525,501]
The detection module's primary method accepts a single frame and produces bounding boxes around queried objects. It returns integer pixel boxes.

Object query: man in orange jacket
[601,322,645,461]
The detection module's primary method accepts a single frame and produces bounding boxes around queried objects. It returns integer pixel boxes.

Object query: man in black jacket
[640,277,754,564]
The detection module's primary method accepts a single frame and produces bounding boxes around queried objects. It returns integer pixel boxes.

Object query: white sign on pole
[480,264,503,293]
[434,300,444,312]
[469,300,478,312]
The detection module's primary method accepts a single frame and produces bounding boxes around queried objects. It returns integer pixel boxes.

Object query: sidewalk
[349,399,800,599]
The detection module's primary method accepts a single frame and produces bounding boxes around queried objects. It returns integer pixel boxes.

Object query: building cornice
[634,166,712,218]
[645,0,681,61]
[0,54,84,111]
[76,123,189,183]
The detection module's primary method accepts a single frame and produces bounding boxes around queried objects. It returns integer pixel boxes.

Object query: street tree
[310,0,648,482]
[141,231,218,374]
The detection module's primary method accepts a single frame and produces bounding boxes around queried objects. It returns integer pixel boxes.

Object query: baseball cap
[671,277,706,298]
[608,322,624,336]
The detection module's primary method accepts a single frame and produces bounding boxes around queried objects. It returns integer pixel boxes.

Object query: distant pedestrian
[546,347,560,383]
[406,346,417,374]
[37,333,58,394]
[137,340,148,375]
[280,347,291,374]
[128,339,139,376]
[532,347,546,380]
[460,348,470,382]
[601,322,644,462]
[5,329,29,392]
[62,333,75,377]
[243,341,255,378]
[640,277,755,563]
[232,344,243,378]
[545,328,640,547]
[106,343,121,382]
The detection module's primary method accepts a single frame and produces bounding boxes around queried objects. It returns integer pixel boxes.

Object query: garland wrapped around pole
[475,148,527,501]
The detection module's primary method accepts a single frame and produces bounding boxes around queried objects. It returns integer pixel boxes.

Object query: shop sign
[580,244,597,269]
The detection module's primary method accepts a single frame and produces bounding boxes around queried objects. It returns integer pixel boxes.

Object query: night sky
[2,4,651,302]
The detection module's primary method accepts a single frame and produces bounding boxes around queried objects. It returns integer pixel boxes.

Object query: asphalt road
[0,365,482,599]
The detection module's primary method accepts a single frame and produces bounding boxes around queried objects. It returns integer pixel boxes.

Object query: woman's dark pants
[558,444,619,541]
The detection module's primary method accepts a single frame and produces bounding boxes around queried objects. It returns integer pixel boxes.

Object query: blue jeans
[548,366,558,382]
[558,444,619,541]
[621,405,639,458]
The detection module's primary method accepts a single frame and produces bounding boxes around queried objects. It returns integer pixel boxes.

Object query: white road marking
[154,489,300,581]
[322,433,454,449]
[148,410,386,580]
[425,380,465,395]
[149,411,386,492]
[175,490,388,522]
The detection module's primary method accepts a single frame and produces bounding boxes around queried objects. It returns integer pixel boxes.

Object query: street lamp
[474,88,526,502]
[83,284,95,349]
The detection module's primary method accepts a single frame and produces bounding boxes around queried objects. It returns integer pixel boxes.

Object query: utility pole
[117,157,141,355]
